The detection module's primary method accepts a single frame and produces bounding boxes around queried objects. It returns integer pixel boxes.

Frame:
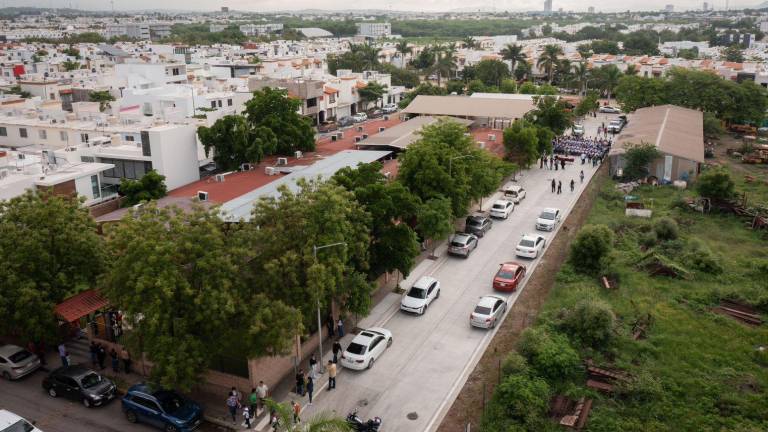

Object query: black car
[465,215,493,238]
[43,365,117,408]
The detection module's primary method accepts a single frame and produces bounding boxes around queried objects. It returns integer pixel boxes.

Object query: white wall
[148,125,200,190]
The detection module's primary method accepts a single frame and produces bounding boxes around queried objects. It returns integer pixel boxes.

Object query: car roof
[521,234,542,241]
[127,383,158,398]
[452,233,474,241]
[478,295,504,308]
[0,344,24,357]
[51,365,93,378]
[0,410,35,430]
[542,207,560,213]
[505,184,522,191]
[492,200,510,206]
[413,276,437,289]
[467,214,486,221]
[499,262,523,272]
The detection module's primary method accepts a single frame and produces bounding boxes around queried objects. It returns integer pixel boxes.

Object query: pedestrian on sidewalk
[570,179,575,192]
[121,347,131,374]
[256,381,268,414]
[291,400,301,424]
[561,159,566,170]
[296,369,305,396]
[109,348,119,373]
[557,181,562,194]
[551,178,556,193]
[337,318,344,338]
[327,360,336,390]
[242,406,252,429]
[249,388,258,418]
[96,343,106,369]
[326,314,335,338]
[332,341,342,363]
[306,376,314,405]
[58,343,68,367]
[226,393,240,424]
[89,341,99,368]
[555,160,559,171]
[539,156,544,169]
[309,354,318,377]
[580,170,584,183]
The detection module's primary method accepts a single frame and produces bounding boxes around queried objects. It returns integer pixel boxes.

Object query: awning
[55,289,109,323]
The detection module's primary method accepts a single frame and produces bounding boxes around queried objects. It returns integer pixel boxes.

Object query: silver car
[0,344,41,380]
[448,232,479,258]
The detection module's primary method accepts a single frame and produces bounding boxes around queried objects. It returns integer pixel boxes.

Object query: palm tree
[624,64,638,76]
[500,43,527,77]
[600,64,622,102]
[463,36,478,49]
[266,399,351,432]
[572,61,590,95]
[395,40,412,68]
[555,58,572,86]
[537,44,564,84]
[431,49,458,87]
[349,43,381,71]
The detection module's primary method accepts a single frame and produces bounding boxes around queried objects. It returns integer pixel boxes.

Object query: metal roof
[362,116,473,150]
[612,105,704,163]
[402,95,536,119]
[97,44,131,58]
[220,150,391,222]
[54,289,109,323]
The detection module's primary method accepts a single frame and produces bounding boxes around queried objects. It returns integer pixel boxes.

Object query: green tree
[525,95,573,135]
[0,192,104,344]
[430,46,458,87]
[89,90,115,112]
[397,83,446,109]
[482,374,551,430]
[62,60,80,71]
[514,61,531,81]
[575,90,599,117]
[723,45,744,63]
[198,115,276,171]
[678,47,699,60]
[518,81,537,94]
[597,64,622,102]
[119,170,168,206]
[378,63,419,88]
[103,204,302,391]
[624,64,639,76]
[537,44,563,84]
[499,79,517,94]
[243,87,316,155]
[475,59,511,88]
[417,197,454,256]
[569,224,614,275]
[394,40,412,66]
[62,46,80,58]
[703,112,724,138]
[500,43,526,74]
[446,79,465,95]
[623,142,662,180]
[517,327,581,381]
[590,39,620,55]
[558,299,616,349]
[572,61,590,95]
[462,36,479,49]
[615,75,667,112]
[466,79,486,94]
[696,167,735,200]
[623,30,660,55]
[357,81,388,108]
[503,120,539,167]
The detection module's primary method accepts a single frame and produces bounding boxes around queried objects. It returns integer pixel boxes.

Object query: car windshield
[156,391,187,415]
[540,212,556,220]
[497,269,515,279]
[520,239,535,247]
[451,237,469,247]
[474,306,491,315]
[346,342,367,355]
[8,350,32,363]
[0,420,35,432]
[506,191,517,197]
[80,372,103,389]
[407,287,427,299]
[492,203,505,210]
[467,219,482,227]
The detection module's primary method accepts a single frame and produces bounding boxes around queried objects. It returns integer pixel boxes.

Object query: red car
[493,262,527,292]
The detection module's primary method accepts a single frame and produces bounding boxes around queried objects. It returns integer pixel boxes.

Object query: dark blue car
[122,383,203,432]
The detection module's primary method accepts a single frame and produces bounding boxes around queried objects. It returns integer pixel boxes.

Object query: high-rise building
[588,6,595,13]
[664,4,674,12]
[544,0,553,13]
[221,6,229,12]
[356,22,392,39]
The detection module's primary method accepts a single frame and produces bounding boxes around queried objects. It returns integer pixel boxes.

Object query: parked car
[489,200,514,219]
[536,208,561,231]
[502,183,526,204]
[367,109,383,119]
[0,409,44,432]
[608,115,628,133]
[317,121,338,133]
[599,106,621,114]
[382,104,398,114]
[448,232,479,258]
[0,345,41,380]
[43,365,116,408]
[493,262,527,292]
[465,214,493,237]
[400,276,440,315]
[340,328,393,370]
[515,234,547,259]
[338,116,355,127]
[470,295,507,329]
[352,113,368,123]
[572,124,584,136]
[122,384,204,432]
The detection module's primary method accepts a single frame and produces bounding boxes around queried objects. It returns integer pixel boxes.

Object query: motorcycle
[346,409,382,431]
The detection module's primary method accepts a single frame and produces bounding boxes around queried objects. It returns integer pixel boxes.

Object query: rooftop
[362,116,473,150]
[402,95,536,120]
[612,104,704,163]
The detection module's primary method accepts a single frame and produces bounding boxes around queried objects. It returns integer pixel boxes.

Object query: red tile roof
[55,289,109,323]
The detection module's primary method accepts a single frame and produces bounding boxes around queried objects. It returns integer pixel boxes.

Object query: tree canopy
[525,96,573,136]
[120,170,168,206]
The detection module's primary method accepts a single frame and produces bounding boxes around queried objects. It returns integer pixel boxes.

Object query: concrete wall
[148,125,200,190]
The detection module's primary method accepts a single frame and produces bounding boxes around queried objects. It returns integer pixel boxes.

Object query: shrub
[559,299,616,349]
[492,374,551,424]
[517,327,581,381]
[683,239,723,275]
[501,352,529,376]
[618,370,664,403]
[639,230,658,248]
[696,167,735,200]
[569,224,615,275]
[653,217,679,241]
[623,143,662,180]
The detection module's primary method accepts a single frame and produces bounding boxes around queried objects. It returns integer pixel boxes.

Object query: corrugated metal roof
[612,105,704,163]
[55,289,109,323]
[402,95,535,119]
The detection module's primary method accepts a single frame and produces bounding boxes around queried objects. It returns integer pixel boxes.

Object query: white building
[105,23,172,41]
[115,62,188,90]
[356,23,391,39]
[239,24,284,37]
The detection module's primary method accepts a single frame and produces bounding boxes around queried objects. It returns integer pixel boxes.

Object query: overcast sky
[5,0,754,13]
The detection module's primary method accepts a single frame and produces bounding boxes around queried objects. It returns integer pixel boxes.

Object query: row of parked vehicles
[317,104,398,132]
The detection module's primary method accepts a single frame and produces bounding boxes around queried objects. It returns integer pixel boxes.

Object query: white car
[536,208,561,231]
[599,106,621,114]
[470,295,507,329]
[382,103,398,114]
[352,113,368,123]
[515,234,547,259]
[503,184,526,204]
[400,276,440,315]
[0,410,44,432]
[572,124,584,136]
[340,327,393,370]
[489,200,514,219]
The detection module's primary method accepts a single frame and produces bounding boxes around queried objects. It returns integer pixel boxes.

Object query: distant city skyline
[0,0,753,12]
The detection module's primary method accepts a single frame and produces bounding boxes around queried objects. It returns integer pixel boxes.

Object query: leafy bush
[501,351,530,376]
[653,217,679,241]
[623,143,662,180]
[639,230,658,248]
[682,239,723,275]
[569,224,615,275]
[618,370,664,403]
[517,327,581,381]
[492,374,551,425]
[558,299,616,349]
[696,167,735,200]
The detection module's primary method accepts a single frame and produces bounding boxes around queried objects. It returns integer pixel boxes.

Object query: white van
[502,183,527,204]
[0,410,44,432]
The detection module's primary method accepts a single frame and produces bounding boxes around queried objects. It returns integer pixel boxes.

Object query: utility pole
[313,242,347,374]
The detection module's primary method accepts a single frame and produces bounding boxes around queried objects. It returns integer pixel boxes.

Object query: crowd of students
[552,135,611,159]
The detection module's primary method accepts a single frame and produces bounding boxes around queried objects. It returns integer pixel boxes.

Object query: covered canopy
[55,289,109,323]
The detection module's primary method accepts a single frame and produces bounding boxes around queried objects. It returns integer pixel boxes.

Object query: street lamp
[313,242,347,374]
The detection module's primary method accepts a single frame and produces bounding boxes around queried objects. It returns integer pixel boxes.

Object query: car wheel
[165,424,179,432]
[126,410,138,423]
[436,289,440,299]
[367,358,375,369]
[2,371,12,380]
[421,304,427,315]
[48,388,58,398]
[82,398,91,408]
[387,337,393,348]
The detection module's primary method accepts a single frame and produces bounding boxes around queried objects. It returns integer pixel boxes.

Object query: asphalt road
[297,115,615,432]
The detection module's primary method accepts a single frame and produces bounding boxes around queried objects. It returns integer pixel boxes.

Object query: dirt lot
[437,164,610,432]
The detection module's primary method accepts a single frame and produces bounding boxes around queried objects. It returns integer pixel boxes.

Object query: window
[172,67,180,76]
[0,127,6,136]
[38,130,47,139]
[19,128,27,138]
[306,97,317,108]
[102,159,152,180]
[49,93,55,100]
[227,99,233,106]
[81,156,95,163]
[210,101,216,109]
[125,135,135,142]
[131,395,161,412]
[217,100,222,108]
[80,133,89,143]
[329,93,336,104]
[60,131,67,141]
[90,175,100,198]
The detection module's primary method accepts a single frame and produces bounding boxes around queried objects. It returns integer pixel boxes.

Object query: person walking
[121,347,131,374]
[242,406,252,429]
[551,178,556,193]
[570,179,575,192]
[309,355,318,377]
[332,340,342,363]
[326,314,335,338]
[557,181,562,194]
[580,170,585,183]
[561,159,566,170]
[295,369,305,396]
[291,400,301,424]
[58,343,68,367]
[109,348,119,373]
[555,159,559,171]
[226,392,240,424]
[89,341,99,368]
[337,318,344,338]
[256,380,268,414]
[248,388,258,419]
[96,343,106,369]
[327,360,337,390]
[306,376,314,406]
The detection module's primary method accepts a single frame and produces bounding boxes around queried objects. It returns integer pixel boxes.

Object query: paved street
[289,115,614,432]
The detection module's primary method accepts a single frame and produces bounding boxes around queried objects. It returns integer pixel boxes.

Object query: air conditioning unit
[132,203,144,215]
[276,157,288,166]
[265,166,277,175]
[240,163,253,171]
[197,191,209,201]
[379,127,385,133]
[336,132,344,139]
[295,151,303,159]
[215,173,226,182]
[487,134,496,141]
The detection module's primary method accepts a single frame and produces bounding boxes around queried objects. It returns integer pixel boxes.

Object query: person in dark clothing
[109,348,119,373]
[557,181,562,194]
[96,343,106,369]
[580,171,585,183]
[561,159,566,170]
[326,315,335,338]
[551,179,556,193]
[570,179,575,192]
[555,161,559,171]
[332,341,342,363]
[306,376,314,405]
[295,369,305,396]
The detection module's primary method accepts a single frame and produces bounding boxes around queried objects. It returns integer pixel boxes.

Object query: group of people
[552,135,611,160]
[226,381,269,429]
[88,341,132,374]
